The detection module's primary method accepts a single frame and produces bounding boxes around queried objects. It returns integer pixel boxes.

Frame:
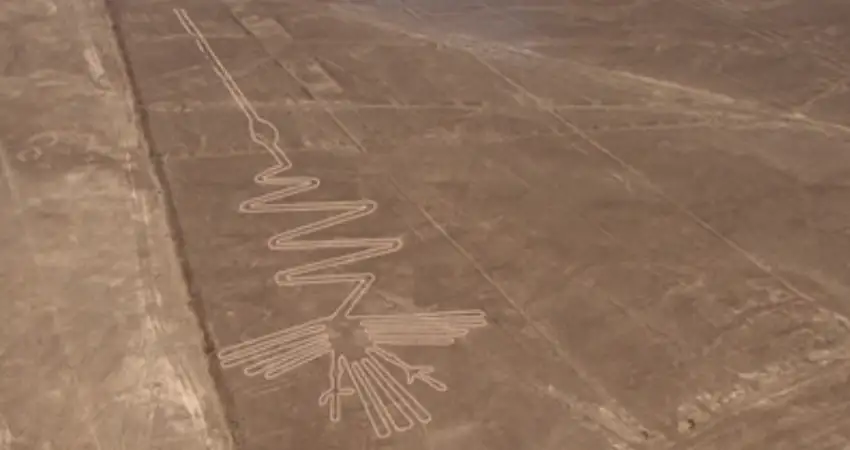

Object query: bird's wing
[358,309,487,347]
[217,321,332,379]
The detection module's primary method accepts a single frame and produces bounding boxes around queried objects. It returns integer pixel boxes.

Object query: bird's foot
[404,365,448,392]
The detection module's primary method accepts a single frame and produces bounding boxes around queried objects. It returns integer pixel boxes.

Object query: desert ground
[2,0,850,449]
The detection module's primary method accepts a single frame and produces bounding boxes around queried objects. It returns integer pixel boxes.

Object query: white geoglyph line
[174,9,487,439]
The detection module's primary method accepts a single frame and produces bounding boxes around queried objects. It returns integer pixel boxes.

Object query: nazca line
[174,9,487,439]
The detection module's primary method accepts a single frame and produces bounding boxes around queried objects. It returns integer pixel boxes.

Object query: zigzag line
[175,9,403,310]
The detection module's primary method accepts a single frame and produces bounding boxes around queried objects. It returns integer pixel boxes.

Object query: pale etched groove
[146,98,482,113]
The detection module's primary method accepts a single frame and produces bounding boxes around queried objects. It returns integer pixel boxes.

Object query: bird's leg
[366,346,448,392]
[318,351,355,423]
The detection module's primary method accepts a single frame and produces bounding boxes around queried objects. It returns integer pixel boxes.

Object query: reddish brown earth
[3,0,850,449]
